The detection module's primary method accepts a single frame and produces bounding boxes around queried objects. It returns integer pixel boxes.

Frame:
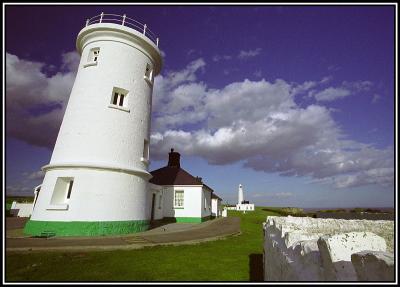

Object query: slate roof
[149,166,203,186]
[149,149,215,192]
[211,193,222,200]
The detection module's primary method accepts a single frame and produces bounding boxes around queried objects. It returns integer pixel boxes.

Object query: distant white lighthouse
[236,184,255,212]
[238,184,244,205]
[24,13,162,236]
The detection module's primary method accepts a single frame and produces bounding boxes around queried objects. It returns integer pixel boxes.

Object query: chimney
[168,148,180,168]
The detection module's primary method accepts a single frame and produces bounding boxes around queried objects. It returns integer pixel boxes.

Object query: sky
[4,4,396,208]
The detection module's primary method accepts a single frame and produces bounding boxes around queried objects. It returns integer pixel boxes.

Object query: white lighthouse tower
[238,184,244,205]
[24,13,162,236]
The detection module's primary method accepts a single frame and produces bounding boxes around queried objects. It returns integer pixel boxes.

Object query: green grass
[6,207,280,282]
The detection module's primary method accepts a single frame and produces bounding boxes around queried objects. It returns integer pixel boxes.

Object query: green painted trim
[166,216,212,223]
[23,219,149,237]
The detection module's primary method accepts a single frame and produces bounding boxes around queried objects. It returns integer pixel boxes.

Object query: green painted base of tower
[23,219,150,237]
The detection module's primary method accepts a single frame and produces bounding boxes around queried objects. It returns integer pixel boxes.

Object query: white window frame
[174,190,184,209]
[47,177,74,210]
[84,47,100,67]
[109,87,130,112]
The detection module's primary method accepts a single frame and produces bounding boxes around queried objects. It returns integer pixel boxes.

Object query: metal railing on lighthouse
[85,13,160,47]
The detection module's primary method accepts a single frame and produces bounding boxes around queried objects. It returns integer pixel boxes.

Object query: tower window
[66,180,74,199]
[110,87,129,111]
[50,177,74,205]
[144,63,153,82]
[143,139,149,160]
[88,48,100,63]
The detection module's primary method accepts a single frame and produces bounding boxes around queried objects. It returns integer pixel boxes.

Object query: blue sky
[5,4,396,208]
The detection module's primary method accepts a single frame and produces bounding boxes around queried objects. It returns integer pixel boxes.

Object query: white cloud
[313,87,351,101]
[160,50,167,58]
[150,59,393,189]
[238,48,262,59]
[6,53,392,190]
[251,192,293,199]
[24,170,45,180]
[60,51,80,72]
[310,80,374,102]
[6,52,78,147]
[372,94,381,103]
[274,192,294,198]
[212,54,232,62]
[6,185,32,196]
[253,70,262,78]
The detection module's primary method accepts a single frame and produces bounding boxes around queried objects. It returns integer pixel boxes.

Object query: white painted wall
[31,22,162,223]
[161,185,210,219]
[31,168,150,221]
[201,187,212,218]
[211,198,220,217]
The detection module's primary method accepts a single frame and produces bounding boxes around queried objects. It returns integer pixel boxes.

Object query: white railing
[85,13,159,47]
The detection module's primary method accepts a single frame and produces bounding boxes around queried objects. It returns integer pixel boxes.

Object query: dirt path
[6,217,240,252]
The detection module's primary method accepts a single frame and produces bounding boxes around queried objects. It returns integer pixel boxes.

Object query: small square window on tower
[89,47,100,63]
[84,47,100,68]
[109,87,130,112]
[47,177,74,210]
[144,63,153,84]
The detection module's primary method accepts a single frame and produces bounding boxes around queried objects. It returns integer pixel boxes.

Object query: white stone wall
[236,203,255,211]
[201,188,212,218]
[31,22,162,223]
[221,208,227,217]
[11,202,34,217]
[263,216,394,281]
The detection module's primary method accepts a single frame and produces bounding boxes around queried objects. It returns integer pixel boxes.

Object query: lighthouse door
[150,193,156,221]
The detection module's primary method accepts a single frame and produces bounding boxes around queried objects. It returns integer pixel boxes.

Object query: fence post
[100,12,104,23]
[86,19,89,27]
[143,24,147,35]
[122,14,126,26]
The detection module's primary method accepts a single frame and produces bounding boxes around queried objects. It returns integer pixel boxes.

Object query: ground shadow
[249,253,264,281]
[148,217,177,229]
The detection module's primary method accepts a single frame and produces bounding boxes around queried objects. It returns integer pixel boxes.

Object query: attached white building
[148,149,217,223]
[211,193,222,217]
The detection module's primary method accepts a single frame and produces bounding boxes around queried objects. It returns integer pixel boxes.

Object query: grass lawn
[6,207,280,282]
